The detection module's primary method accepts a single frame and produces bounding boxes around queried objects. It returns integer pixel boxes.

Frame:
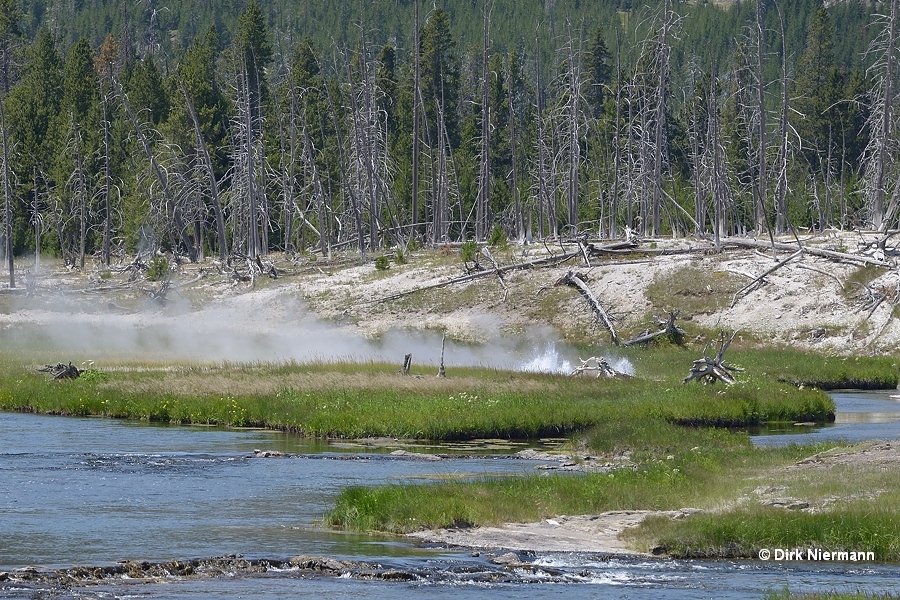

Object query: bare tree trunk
[476,0,492,242]
[101,93,112,266]
[178,75,227,262]
[651,0,671,236]
[869,0,898,229]
[117,80,197,262]
[0,99,12,287]
[412,0,421,241]
[755,0,768,236]
[774,3,791,235]
[506,54,523,241]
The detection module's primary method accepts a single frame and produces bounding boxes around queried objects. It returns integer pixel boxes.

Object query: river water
[2,394,899,600]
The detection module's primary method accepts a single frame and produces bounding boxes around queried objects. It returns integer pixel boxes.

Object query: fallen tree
[570,356,631,378]
[622,311,685,347]
[37,362,83,380]
[683,332,743,385]
[555,270,619,345]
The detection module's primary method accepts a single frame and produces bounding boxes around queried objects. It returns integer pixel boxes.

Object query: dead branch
[556,269,619,345]
[622,311,685,347]
[731,250,803,307]
[481,247,509,301]
[683,332,744,385]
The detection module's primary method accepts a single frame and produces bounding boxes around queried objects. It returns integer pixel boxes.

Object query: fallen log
[556,270,619,345]
[683,332,743,385]
[374,250,580,304]
[731,249,803,307]
[721,237,889,267]
[570,356,631,378]
[37,362,83,380]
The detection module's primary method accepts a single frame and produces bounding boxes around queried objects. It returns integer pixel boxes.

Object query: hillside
[3,233,898,367]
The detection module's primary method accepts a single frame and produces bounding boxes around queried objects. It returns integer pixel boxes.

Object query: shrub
[460,240,478,263]
[146,256,170,281]
[488,224,508,248]
[374,255,391,270]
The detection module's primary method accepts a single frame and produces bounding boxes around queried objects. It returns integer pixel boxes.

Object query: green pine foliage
[0,1,895,268]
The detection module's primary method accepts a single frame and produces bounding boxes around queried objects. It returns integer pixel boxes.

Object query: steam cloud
[1,286,631,374]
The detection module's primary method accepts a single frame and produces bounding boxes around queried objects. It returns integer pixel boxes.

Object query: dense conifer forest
[1,0,899,279]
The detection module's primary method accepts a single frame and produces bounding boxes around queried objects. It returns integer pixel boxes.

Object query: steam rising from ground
[0,286,629,374]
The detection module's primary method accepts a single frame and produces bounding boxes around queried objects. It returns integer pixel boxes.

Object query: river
[1,393,899,599]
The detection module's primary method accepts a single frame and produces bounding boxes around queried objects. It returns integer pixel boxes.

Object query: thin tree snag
[622,311,684,347]
[374,250,580,304]
[399,353,412,375]
[731,249,803,307]
[571,356,630,378]
[437,334,446,378]
[556,270,619,345]
[683,332,744,385]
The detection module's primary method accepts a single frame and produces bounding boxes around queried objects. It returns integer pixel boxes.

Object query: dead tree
[177,73,228,263]
[571,356,630,378]
[1,94,13,287]
[683,332,743,384]
[622,311,684,346]
[862,0,900,229]
[117,79,197,262]
[37,362,84,380]
[556,269,619,345]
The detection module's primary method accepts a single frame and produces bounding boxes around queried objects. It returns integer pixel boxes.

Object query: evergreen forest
[2,0,900,279]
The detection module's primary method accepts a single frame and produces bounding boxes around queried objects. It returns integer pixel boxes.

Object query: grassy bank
[627,500,900,561]
[3,345,890,437]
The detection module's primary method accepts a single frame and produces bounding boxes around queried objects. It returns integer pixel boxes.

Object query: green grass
[1,352,840,436]
[765,590,900,600]
[630,496,900,561]
[323,431,835,533]
[645,265,745,316]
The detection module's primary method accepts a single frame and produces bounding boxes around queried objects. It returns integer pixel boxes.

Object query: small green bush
[395,248,407,265]
[460,240,478,263]
[488,224,508,248]
[374,255,391,270]
[146,256,170,281]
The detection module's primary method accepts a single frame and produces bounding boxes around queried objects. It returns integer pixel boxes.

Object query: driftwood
[571,356,631,378]
[556,270,619,345]
[683,332,744,384]
[37,362,83,380]
[622,312,685,347]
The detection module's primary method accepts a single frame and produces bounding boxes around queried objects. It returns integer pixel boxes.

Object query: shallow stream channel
[2,392,899,599]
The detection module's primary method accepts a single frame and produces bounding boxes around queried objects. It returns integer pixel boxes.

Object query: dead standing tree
[862,0,900,230]
[116,79,198,262]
